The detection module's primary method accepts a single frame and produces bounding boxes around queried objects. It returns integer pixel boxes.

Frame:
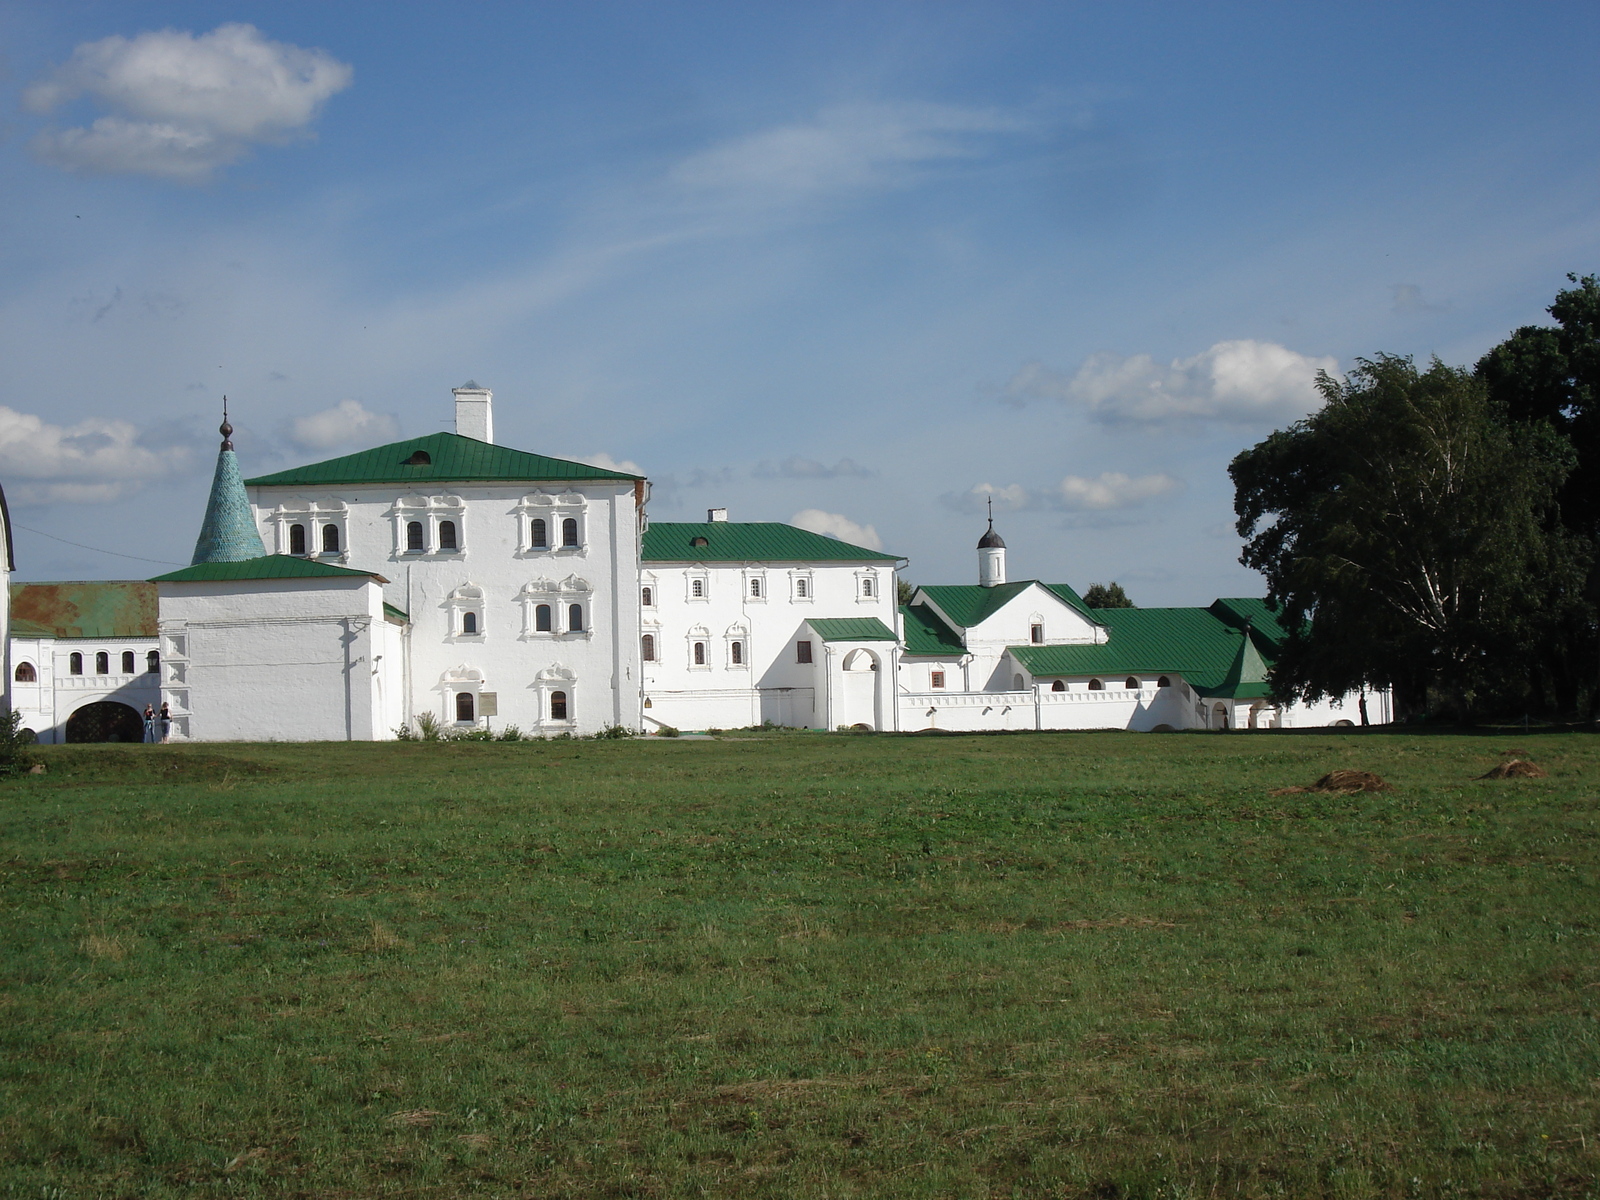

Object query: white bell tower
[977,498,1006,587]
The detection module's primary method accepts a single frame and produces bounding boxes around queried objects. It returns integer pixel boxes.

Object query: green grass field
[1,729,1597,1198]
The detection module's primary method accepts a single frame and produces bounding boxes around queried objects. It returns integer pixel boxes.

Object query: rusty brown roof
[9,581,157,639]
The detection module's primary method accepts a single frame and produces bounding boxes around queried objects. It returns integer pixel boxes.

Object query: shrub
[0,708,36,776]
[657,725,680,738]
[591,724,634,740]
[496,725,524,742]
[416,712,441,742]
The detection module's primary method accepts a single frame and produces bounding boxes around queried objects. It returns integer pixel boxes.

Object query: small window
[96,651,110,674]
[796,640,813,664]
[13,662,35,683]
[642,586,653,607]
[1157,675,1171,688]
[562,517,579,548]
[750,578,762,598]
[531,518,548,548]
[796,578,809,599]
[536,604,552,632]
[568,604,584,632]
[862,577,874,597]
[1088,678,1104,691]
[289,523,307,555]
[1052,679,1066,692]
[455,691,475,722]
[69,652,83,676]
[693,641,706,666]
[438,520,458,551]
[731,641,743,665]
[406,520,424,552]
[1013,674,1025,690]
[405,449,432,466]
[550,690,568,721]
[147,651,160,673]
[1030,624,1044,644]
[691,579,705,598]
[322,524,340,553]
[1125,677,1140,690]
[122,651,136,674]
[931,670,945,689]
[461,611,478,635]
[642,633,656,661]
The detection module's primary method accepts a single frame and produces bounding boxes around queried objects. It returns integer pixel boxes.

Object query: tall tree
[1083,582,1135,609]
[1231,355,1571,718]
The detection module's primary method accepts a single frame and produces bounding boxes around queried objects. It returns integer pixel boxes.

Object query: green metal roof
[9,581,157,639]
[806,617,898,642]
[1008,605,1278,698]
[642,522,898,563]
[1209,597,1290,646]
[900,603,965,656]
[383,602,409,624]
[917,581,1105,630]
[151,556,387,584]
[244,432,642,488]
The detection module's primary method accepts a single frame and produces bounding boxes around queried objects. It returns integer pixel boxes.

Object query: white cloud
[287,399,398,451]
[945,472,1182,514]
[670,102,1030,208]
[754,455,875,479]
[790,508,884,551]
[570,451,644,476]
[25,23,352,181]
[1006,340,1337,427]
[0,406,189,503]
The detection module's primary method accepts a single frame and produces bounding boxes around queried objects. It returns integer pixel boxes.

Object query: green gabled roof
[642,522,898,563]
[383,602,409,624]
[806,617,898,642]
[151,556,388,584]
[1202,627,1274,700]
[9,581,157,639]
[1209,597,1290,646]
[1009,605,1277,697]
[900,603,966,656]
[244,432,642,488]
[918,581,1105,630]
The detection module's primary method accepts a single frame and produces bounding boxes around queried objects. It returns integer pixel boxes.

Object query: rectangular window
[750,578,762,598]
[931,670,945,689]
[796,640,812,664]
[862,577,874,597]
[1030,624,1044,644]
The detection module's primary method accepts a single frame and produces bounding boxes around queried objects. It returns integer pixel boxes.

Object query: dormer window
[406,450,432,466]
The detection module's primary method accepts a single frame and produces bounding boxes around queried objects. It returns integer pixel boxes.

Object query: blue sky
[2,2,1598,600]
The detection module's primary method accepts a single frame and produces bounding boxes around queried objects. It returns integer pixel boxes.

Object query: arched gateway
[66,701,144,744]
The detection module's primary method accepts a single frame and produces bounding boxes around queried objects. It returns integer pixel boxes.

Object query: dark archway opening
[66,701,144,744]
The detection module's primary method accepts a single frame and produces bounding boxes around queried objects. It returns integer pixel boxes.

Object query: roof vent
[405,450,432,466]
[690,536,709,548]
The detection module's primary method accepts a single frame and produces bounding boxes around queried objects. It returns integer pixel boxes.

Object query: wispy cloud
[568,451,644,476]
[1004,340,1336,428]
[944,471,1183,515]
[25,23,352,181]
[790,508,884,551]
[753,455,875,480]
[286,399,398,452]
[0,406,191,503]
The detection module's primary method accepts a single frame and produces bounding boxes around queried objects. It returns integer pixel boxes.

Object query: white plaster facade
[9,635,162,743]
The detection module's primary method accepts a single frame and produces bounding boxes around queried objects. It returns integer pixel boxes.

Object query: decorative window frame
[724,623,750,671]
[535,663,577,730]
[686,625,712,670]
[743,570,768,603]
[516,490,587,556]
[440,665,485,727]
[855,568,880,603]
[269,499,349,562]
[518,575,593,638]
[686,569,710,603]
[1029,613,1045,644]
[789,569,814,603]
[447,583,486,641]
[640,571,658,610]
[640,618,661,663]
[391,494,467,558]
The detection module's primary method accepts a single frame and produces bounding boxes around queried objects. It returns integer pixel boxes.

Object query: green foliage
[1232,354,1572,718]
[415,711,441,741]
[896,577,916,605]
[589,724,634,740]
[656,724,680,737]
[1082,581,1135,609]
[0,733,1596,1196]
[495,724,524,742]
[0,708,35,776]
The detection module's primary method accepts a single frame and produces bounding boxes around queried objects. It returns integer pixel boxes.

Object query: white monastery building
[5,384,1387,741]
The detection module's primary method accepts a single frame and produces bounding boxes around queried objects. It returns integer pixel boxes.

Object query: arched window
[1013,674,1025,690]
[1088,678,1104,691]
[122,651,136,674]
[693,641,706,666]
[536,604,552,632]
[568,604,584,632]
[731,641,743,665]
[1051,679,1065,692]
[1157,676,1171,688]
[69,652,83,675]
[406,521,424,552]
[455,691,475,722]
[641,633,656,661]
[750,578,762,598]
[95,651,109,674]
[1030,624,1044,644]
[642,586,653,607]
[322,523,340,553]
[550,691,568,721]
[461,611,478,635]
[562,517,579,548]
[796,577,809,599]
[691,579,705,597]
[438,520,458,551]
[147,651,160,673]
[289,523,307,555]
[1125,677,1140,690]
[13,662,35,683]
[531,518,548,548]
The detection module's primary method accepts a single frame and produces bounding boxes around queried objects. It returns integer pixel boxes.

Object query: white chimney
[453,381,493,443]
[707,507,728,522]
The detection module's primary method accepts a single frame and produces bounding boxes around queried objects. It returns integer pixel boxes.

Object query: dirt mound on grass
[1271,769,1391,796]
[1478,759,1547,779]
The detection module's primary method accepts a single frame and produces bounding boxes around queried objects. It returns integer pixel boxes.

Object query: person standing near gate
[142,705,156,743]
[158,702,172,743]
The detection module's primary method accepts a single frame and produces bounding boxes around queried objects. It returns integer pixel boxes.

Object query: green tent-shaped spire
[1205,625,1274,700]
[191,402,267,565]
